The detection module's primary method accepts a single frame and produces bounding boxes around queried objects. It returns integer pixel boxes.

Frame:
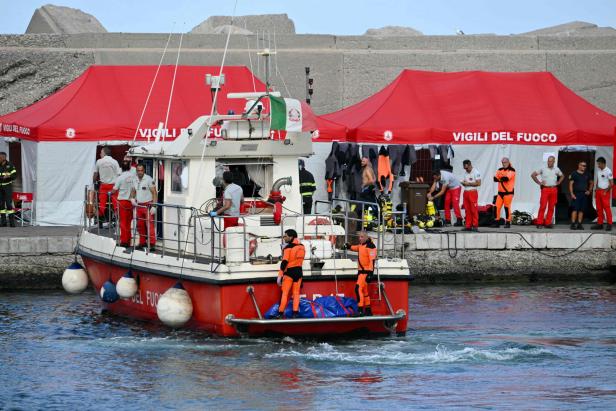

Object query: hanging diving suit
[377,146,394,194]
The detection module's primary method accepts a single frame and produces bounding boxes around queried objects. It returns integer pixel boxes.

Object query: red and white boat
[74,68,410,337]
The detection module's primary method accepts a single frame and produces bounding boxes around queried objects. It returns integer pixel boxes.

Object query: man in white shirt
[591,156,613,231]
[134,164,158,251]
[210,171,243,229]
[93,147,121,225]
[531,155,564,228]
[428,169,463,226]
[112,161,136,247]
[460,160,481,232]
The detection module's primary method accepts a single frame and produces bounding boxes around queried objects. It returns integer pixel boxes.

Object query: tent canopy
[0,65,267,142]
[315,70,616,146]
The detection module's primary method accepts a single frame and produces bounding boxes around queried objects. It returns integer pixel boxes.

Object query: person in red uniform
[93,147,120,227]
[346,231,377,316]
[274,229,305,319]
[134,164,157,251]
[112,161,136,247]
[492,157,516,228]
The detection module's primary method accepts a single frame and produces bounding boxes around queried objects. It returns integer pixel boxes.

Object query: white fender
[61,262,89,294]
[116,270,138,299]
[156,283,193,328]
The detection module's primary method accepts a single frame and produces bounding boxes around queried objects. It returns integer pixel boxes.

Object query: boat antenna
[163,30,185,145]
[245,20,257,92]
[199,0,239,162]
[131,27,175,145]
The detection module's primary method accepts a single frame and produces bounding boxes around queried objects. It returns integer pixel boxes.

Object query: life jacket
[278,238,305,281]
[350,239,377,273]
[494,166,516,195]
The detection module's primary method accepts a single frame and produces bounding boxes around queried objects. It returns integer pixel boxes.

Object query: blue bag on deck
[264,303,282,319]
[315,296,358,317]
[264,298,332,319]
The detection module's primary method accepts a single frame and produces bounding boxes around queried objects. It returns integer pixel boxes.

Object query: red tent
[0,65,266,142]
[315,70,616,146]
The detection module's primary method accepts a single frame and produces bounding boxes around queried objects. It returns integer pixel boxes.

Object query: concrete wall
[1,33,616,117]
[0,234,78,290]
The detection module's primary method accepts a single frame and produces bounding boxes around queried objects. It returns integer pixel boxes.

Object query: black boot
[364,307,373,317]
[0,216,6,227]
[291,311,299,319]
[356,307,365,317]
[8,214,15,227]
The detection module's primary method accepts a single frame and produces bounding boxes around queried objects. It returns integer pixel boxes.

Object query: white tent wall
[20,140,37,194]
[0,140,8,157]
[35,141,97,226]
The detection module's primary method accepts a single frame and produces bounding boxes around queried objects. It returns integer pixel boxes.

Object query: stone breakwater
[1,33,616,118]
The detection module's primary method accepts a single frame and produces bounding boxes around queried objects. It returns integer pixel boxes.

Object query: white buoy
[116,270,138,299]
[61,262,89,294]
[156,283,193,328]
[100,280,119,303]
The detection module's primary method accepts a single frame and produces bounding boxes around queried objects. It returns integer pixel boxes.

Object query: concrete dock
[397,225,616,283]
[1,224,615,289]
[0,226,80,290]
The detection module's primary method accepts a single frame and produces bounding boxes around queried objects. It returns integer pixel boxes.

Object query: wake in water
[266,341,557,365]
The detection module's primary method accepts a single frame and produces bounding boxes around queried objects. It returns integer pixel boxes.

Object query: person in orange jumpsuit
[492,157,516,228]
[275,229,305,319]
[346,231,377,316]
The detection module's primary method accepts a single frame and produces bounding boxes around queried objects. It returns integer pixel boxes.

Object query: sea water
[1,283,615,410]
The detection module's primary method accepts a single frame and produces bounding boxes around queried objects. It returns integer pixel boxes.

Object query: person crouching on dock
[275,229,305,319]
[346,231,377,317]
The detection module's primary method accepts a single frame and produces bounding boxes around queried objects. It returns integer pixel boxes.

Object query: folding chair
[12,192,34,226]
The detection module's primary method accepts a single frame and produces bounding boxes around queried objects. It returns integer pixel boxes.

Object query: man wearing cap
[299,159,316,214]
[0,151,17,227]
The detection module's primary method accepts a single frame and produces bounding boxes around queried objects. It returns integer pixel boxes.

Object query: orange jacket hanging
[377,146,393,192]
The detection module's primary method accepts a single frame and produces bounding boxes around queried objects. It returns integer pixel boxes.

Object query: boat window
[214,160,273,198]
[171,160,188,193]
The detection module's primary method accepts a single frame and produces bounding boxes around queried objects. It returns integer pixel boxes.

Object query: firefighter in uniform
[492,157,516,228]
[299,159,316,214]
[112,160,136,247]
[93,147,121,227]
[0,152,17,227]
[346,231,377,316]
[134,164,158,251]
[275,229,305,319]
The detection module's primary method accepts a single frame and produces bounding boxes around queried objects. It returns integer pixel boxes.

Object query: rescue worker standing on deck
[0,152,17,227]
[493,157,516,228]
[298,159,316,214]
[275,229,305,319]
[346,231,377,317]
[112,161,136,247]
[93,147,120,227]
[134,164,157,251]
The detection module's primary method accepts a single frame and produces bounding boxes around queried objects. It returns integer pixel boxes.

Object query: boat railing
[314,198,407,260]
[83,187,202,261]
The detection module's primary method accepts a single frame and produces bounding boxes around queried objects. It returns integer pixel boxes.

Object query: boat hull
[82,257,409,337]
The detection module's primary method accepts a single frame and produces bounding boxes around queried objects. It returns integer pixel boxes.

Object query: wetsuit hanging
[377,145,394,194]
[325,143,341,201]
